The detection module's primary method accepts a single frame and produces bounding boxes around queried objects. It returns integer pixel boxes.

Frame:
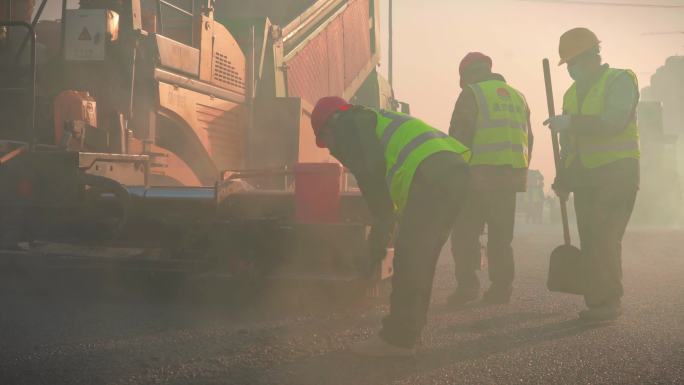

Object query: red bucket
[294,163,343,223]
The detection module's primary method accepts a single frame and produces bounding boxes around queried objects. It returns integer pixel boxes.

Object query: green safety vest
[468,80,530,168]
[374,109,471,213]
[562,68,640,169]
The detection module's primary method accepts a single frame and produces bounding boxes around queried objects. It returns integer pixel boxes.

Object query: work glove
[543,115,572,133]
[362,242,388,279]
[552,173,570,202]
[369,244,388,272]
[365,220,394,277]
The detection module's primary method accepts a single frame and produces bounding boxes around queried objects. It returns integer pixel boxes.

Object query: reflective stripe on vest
[562,68,640,169]
[468,80,530,168]
[375,109,470,214]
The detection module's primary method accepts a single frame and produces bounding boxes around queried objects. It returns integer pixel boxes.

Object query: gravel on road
[1,225,682,385]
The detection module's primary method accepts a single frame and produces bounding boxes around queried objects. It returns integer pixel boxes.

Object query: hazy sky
[377,0,684,186]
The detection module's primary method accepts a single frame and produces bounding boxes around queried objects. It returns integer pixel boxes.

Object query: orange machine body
[53,91,98,146]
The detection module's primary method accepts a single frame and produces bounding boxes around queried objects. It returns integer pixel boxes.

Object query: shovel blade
[547,244,584,295]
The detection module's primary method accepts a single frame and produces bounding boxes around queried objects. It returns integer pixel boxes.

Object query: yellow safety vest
[374,109,471,213]
[468,80,530,168]
[562,68,640,169]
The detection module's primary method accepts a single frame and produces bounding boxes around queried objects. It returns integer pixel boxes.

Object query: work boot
[447,274,480,308]
[482,283,513,304]
[349,335,415,357]
[447,285,480,308]
[579,301,622,323]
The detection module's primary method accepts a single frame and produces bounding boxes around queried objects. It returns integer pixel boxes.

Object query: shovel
[543,58,584,295]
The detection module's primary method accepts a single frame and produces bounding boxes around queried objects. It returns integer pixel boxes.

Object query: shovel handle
[543,59,572,246]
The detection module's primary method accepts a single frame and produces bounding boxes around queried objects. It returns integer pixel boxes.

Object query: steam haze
[377,0,684,187]
[36,0,684,188]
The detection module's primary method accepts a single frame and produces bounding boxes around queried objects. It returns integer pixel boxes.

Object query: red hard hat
[311,96,351,148]
[459,52,492,76]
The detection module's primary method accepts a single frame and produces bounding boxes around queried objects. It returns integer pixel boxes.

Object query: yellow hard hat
[558,27,600,65]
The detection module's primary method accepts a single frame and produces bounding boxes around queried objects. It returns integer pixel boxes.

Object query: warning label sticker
[64,9,105,61]
[78,27,92,41]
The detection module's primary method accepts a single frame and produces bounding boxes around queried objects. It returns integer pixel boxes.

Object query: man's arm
[570,72,639,137]
[449,88,479,148]
[352,111,396,257]
[330,109,396,257]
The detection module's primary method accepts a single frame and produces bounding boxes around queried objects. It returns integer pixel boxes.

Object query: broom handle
[543,59,572,246]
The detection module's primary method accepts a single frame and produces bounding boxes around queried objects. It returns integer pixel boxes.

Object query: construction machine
[0,0,396,289]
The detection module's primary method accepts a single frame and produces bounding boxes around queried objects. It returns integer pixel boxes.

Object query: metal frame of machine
[0,0,395,286]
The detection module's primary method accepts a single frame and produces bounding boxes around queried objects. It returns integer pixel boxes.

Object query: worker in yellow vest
[311,96,471,357]
[448,52,534,307]
[545,28,640,323]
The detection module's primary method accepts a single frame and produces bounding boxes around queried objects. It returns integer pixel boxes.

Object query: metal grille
[342,0,371,85]
[326,17,345,96]
[287,32,330,107]
[286,0,372,106]
[213,51,246,90]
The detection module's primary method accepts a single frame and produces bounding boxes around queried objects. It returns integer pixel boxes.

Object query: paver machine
[0,0,396,288]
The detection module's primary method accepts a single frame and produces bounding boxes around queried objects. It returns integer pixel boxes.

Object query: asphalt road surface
[1,225,683,385]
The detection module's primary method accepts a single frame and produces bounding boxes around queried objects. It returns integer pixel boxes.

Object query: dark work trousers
[379,158,469,348]
[451,190,517,286]
[574,185,637,308]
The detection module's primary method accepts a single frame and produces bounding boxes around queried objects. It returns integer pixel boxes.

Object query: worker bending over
[448,52,534,306]
[545,28,640,322]
[311,97,470,357]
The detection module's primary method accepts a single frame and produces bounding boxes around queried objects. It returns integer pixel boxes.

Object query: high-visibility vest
[374,109,471,213]
[468,80,530,168]
[562,68,640,169]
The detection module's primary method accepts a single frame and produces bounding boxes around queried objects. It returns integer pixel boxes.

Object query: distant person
[310,96,471,357]
[527,172,545,224]
[447,52,534,307]
[545,27,640,322]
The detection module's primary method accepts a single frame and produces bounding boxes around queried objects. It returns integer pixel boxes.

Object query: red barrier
[294,162,343,223]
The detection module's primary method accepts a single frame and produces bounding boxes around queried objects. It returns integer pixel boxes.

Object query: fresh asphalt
[1,225,682,385]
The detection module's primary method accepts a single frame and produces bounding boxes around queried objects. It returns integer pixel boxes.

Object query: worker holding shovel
[544,28,640,323]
